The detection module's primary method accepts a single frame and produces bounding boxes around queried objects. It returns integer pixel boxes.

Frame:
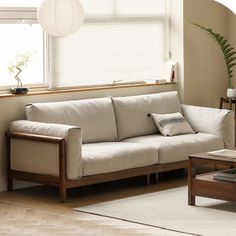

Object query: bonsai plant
[8,52,33,94]
[192,23,236,97]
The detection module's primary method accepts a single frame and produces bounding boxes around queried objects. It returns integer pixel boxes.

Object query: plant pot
[227,88,236,98]
[10,87,29,94]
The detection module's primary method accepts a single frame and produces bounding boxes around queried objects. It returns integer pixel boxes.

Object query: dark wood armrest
[6,130,67,202]
[6,131,65,143]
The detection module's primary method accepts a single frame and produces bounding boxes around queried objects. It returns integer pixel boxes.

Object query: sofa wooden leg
[6,133,13,192]
[154,173,159,184]
[59,186,67,203]
[7,177,13,192]
[146,174,150,185]
[59,139,67,203]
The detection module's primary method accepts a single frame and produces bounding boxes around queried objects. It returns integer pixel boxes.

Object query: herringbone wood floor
[0,172,190,236]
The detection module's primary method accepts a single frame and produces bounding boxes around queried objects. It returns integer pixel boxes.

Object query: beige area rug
[75,187,236,236]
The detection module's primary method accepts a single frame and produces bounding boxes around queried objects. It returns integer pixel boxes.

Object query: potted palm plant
[193,23,236,97]
[8,52,33,94]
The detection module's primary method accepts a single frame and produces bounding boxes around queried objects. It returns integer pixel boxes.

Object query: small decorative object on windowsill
[192,23,236,98]
[8,52,33,95]
[10,87,29,95]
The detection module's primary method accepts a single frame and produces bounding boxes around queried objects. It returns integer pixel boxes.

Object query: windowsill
[0,82,176,98]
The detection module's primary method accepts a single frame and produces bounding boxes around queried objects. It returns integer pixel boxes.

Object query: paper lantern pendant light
[37,0,85,37]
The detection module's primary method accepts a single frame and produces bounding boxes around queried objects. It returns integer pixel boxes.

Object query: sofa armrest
[181,105,235,149]
[9,120,82,179]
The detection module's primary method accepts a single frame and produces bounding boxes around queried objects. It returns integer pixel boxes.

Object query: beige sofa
[7,91,234,202]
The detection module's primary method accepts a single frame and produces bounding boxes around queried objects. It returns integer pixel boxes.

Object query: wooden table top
[222,97,236,103]
[189,152,236,163]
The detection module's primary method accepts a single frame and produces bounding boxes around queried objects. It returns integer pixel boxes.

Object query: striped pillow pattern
[151,112,195,136]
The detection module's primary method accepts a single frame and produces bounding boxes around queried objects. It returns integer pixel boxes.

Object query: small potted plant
[8,52,33,94]
[192,23,236,98]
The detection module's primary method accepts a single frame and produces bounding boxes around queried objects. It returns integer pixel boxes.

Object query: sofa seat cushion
[26,97,117,143]
[82,142,158,176]
[123,133,224,164]
[112,91,182,140]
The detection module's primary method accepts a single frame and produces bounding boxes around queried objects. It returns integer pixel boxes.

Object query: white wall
[170,0,184,101]
[184,0,229,107]
[0,84,177,191]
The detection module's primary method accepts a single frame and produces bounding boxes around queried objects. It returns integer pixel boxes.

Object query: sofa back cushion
[112,91,182,140]
[26,97,117,143]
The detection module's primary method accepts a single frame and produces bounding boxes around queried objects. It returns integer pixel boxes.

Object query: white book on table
[213,175,236,182]
[207,149,236,158]
[214,168,236,178]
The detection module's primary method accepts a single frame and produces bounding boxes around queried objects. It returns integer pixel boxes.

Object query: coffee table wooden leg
[188,191,195,206]
[229,98,233,110]
[188,157,195,206]
[219,97,223,109]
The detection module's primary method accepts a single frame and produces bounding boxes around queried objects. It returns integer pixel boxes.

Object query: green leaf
[218,36,224,42]
[226,57,236,64]
[228,63,236,70]
[221,39,228,46]
[225,51,236,59]
[225,47,234,54]
[223,44,231,51]
[192,22,236,88]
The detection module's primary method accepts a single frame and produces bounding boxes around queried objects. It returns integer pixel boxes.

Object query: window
[0,4,45,88]
[50,0,169,88]
[0,0,41,7]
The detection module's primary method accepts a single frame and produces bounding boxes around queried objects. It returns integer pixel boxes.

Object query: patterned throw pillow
[151,112,195,136]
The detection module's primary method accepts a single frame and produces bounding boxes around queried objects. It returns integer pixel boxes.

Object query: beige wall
[0,84,177,191]
[184,0,229,107]
[227,11,236,88]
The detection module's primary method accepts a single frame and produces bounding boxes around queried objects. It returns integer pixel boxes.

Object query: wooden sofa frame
[6,131,188,202]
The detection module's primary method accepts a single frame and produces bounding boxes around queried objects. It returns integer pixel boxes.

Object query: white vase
[227,88,236,98]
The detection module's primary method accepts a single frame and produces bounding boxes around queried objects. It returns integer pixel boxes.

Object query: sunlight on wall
[215,0,236,14]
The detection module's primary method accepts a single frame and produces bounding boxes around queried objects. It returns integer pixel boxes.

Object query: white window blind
[49,0,168,88]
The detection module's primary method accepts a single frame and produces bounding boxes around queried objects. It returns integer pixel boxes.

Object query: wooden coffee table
[188,152,236,206]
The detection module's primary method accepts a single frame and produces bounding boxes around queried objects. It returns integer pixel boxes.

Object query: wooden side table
[219,97,236,110]
[219,97,236,146]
